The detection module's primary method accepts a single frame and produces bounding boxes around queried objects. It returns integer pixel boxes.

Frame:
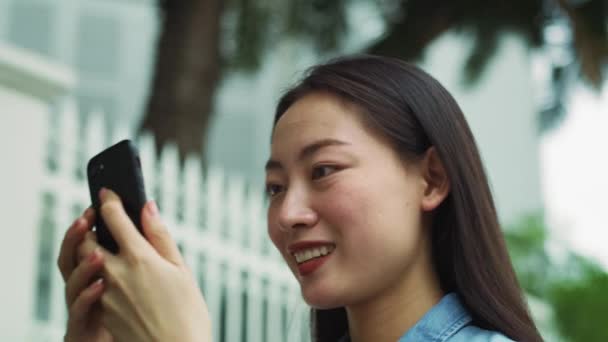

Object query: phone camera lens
[91,164,104,177]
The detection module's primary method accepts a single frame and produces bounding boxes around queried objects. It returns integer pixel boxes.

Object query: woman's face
[266,92,431,309]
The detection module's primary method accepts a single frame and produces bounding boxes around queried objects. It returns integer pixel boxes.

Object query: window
[75,14,120,77]
[8,1,54,56]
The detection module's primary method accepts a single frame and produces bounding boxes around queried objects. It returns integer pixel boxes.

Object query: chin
[300,283,347,310]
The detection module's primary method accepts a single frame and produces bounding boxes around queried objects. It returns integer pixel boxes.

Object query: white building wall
[0,43,75,342]
[0,0,158,138]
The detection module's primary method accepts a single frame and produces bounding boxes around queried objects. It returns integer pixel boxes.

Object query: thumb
[141,200,183,265]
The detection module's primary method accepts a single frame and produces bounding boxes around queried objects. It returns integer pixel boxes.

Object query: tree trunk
[140,0,223,164]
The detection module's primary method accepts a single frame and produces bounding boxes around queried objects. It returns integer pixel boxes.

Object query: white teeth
[293,245,335,263]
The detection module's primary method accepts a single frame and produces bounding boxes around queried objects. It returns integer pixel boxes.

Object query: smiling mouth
[292,244,335,264]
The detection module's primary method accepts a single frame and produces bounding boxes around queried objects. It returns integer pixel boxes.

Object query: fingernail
[91,278,104,290]
[83,207,94,217]
[99,188,107,200]
[148,200,159,217]
[72,217,82,228]
[71,218,85,234]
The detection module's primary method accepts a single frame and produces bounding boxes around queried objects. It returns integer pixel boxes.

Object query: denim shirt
[338,293,515,342]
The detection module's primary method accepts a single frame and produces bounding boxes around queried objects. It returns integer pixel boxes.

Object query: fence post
[204,167,225,341]
[182,155,203,269]
[137,133,158,207]
[246,271,264,342]
[158,143,180,231]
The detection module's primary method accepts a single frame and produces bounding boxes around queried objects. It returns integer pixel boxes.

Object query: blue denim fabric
[338,293,515,342]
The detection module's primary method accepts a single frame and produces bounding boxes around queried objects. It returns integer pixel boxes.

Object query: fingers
[65,249,104,308]
[58,208,96,281]
[99,188,148,256]
[77,231,101,263]
[67,278,105,331]
[141,200,183,265]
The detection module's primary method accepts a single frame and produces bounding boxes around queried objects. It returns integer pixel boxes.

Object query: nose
[277,186,318,231]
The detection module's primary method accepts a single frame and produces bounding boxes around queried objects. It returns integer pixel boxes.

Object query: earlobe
[420,147,450,212]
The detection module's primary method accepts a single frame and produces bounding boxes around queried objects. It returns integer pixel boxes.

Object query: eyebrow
[265,138,350,171]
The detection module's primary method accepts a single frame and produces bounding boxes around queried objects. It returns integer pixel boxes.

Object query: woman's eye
[312,165,337,180]
[265,183,284,197]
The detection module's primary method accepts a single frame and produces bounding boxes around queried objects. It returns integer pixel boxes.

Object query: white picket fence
[27,100,310,342]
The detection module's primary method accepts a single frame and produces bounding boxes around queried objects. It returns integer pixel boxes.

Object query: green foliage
[550,266,608,342]
[368,0,607,88]
[369,0,544,83]
[285,0,348,51]
[504,213,552,297]
[505,212,608,342]
[223,0,348,72]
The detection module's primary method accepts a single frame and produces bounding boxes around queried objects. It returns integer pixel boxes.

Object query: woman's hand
[83,188,212,342]
[57,208,113,342]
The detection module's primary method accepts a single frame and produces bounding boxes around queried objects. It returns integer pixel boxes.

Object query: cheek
[321,172,424,266]
[317,174,395,230]
[316,179,388,261]
[266,206,282,249]
[315,191,364,244]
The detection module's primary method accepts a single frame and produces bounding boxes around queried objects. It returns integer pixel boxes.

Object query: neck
[345,245,444,342]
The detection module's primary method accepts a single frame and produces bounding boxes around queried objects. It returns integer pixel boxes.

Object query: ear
[420,147,450,212]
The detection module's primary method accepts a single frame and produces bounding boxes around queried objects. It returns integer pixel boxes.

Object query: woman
[58,55,543,341]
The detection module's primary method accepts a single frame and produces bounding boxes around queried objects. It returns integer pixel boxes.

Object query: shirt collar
[338,292,472,342]
[398,292,472,342]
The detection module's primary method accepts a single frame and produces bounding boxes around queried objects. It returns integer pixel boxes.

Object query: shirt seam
[435,312,471,341]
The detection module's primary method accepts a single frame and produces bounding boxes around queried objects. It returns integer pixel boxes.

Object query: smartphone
[87,139,147,253]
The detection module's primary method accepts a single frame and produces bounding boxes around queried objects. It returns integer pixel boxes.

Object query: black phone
[87,139,147,253]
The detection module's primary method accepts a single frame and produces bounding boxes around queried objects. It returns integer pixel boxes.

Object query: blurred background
[0,0,606,341]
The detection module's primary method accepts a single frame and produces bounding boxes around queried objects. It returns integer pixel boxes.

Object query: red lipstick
[297,255,331,276]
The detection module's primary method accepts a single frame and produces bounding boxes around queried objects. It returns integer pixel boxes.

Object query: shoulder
[448,325,516,342]
[396,293,519,342]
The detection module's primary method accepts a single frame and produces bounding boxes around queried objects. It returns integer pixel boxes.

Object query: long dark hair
[273,55,543,342]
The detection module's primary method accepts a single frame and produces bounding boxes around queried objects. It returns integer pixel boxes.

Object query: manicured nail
[99,188,107,200]
[148,200,159,217]
[72,217,83,228]
[71,218,86,235]
[91,278,104,290]
[83,207,94,217]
